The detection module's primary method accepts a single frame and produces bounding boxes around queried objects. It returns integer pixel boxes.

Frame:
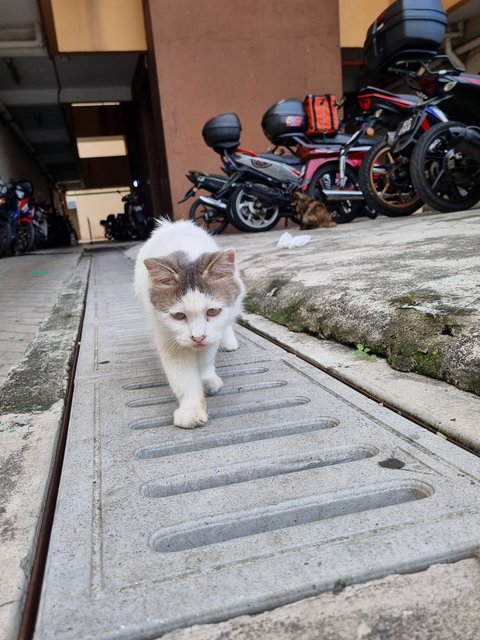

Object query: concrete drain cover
[35,251,480,639]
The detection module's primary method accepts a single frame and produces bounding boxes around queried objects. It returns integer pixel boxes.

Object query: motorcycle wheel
[410,121,480,213]
[306,162,362,223]
[15,222,35,253]
[189,198,229,235]
[358,140,422,217]
[228,186,280,232]
[0,216,12,258]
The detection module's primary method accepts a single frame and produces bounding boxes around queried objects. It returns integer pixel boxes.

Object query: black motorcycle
[0,183,11,258]
[409,55,480,212]
[122,188,151,239]
[179,170,232,235]
[356,68,449,218]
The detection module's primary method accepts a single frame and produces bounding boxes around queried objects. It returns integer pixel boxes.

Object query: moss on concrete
[244,277,480,397]
[0,275,87,414]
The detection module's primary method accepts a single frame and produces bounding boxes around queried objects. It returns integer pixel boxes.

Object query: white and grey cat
[134,219,245,429]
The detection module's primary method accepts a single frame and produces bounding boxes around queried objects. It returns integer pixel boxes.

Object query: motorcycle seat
[307,133,376,147]
[257,153,303,166]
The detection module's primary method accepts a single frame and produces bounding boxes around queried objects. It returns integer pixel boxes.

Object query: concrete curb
[217,210,480,399]
[240,312,480,454]
[0,254,90,640]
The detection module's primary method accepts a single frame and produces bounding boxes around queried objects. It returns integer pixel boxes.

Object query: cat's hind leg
[220,324,239,351]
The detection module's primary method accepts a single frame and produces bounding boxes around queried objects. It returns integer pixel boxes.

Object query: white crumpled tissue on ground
[277,231,311,249]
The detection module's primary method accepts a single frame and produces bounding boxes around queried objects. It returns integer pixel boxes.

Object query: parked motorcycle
[31,201,50,249]
[409,55,480,212]
[122,187,151,239]
[100,213,116,240]
[202,112,375,232]
[100,186,154,241]
[0,182,11,258]
[100,212,134,241]
[179,170,231,235]
[357,0,450,216]
[0,179,35,255]
[261,96,378,223]
[357,79,448,217]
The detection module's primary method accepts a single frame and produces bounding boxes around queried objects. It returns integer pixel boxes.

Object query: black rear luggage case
[364,0,447,72]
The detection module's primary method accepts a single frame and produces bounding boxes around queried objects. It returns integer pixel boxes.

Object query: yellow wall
[340,0,462,48]
[339,0,388,47]
[67,188,129,242]
[51,0,146,52]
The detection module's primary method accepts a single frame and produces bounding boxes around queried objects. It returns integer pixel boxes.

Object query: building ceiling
[0,0,141,188]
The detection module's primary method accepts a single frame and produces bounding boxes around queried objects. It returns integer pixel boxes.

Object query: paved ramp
[34,250,480,640]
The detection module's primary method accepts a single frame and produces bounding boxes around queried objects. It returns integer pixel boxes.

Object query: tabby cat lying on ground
[291,191,336,229]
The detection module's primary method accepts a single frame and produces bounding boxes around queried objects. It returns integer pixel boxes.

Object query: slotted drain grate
[34,251,480,640]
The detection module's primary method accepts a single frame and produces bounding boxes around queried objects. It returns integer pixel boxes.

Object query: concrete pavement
[214,207,480,451]
[0,209,479,640]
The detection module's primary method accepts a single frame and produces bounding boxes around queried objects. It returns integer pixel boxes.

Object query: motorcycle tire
[189,198,229,235]
[306,162,362,224]
[15,221,35,253]
[358,140,422,217]
[0,216,12,258]
[410,121,480,213]
[228,185,280,232]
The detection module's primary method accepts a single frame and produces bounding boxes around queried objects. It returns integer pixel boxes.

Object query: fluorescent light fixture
[72,102,121,107]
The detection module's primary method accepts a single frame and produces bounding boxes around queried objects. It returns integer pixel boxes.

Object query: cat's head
[291,190,311,209]
[144,249,242,349]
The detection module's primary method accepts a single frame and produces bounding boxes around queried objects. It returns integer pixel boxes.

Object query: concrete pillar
[144,0,342,219]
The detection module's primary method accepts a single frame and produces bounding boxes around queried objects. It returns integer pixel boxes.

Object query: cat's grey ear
[144,258,178,285]
[203,249,236,280]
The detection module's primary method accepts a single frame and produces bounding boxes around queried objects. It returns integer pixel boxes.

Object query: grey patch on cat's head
[144,250,241,312]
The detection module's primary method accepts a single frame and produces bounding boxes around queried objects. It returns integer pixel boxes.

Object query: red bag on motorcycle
[303,94,340,135]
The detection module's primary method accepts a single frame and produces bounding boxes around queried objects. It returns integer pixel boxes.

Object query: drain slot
[127,380,288,407]
[141,446,379,497]
[150,481,434,553]
[130,396,311,430]
[123,366,271,391]
[136,417,339,459]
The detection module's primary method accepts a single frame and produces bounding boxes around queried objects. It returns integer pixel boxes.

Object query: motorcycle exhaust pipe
[243,183,291,205]
[198,195,227,210]
[323,189,364,200]
[450,126,480,163]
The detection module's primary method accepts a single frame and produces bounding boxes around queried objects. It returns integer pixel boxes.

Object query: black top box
[261,99,307,145]
[364,0,447,72]
[202,113,241,152]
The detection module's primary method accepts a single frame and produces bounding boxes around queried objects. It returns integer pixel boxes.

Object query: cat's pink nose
[191,334,207,344]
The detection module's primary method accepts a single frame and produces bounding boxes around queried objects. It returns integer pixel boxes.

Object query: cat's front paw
[203,374,223,395]
[174,401,208,429]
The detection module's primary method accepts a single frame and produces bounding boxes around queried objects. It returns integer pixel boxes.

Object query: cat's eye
[171,312,186,320]
[206,308,221,317]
